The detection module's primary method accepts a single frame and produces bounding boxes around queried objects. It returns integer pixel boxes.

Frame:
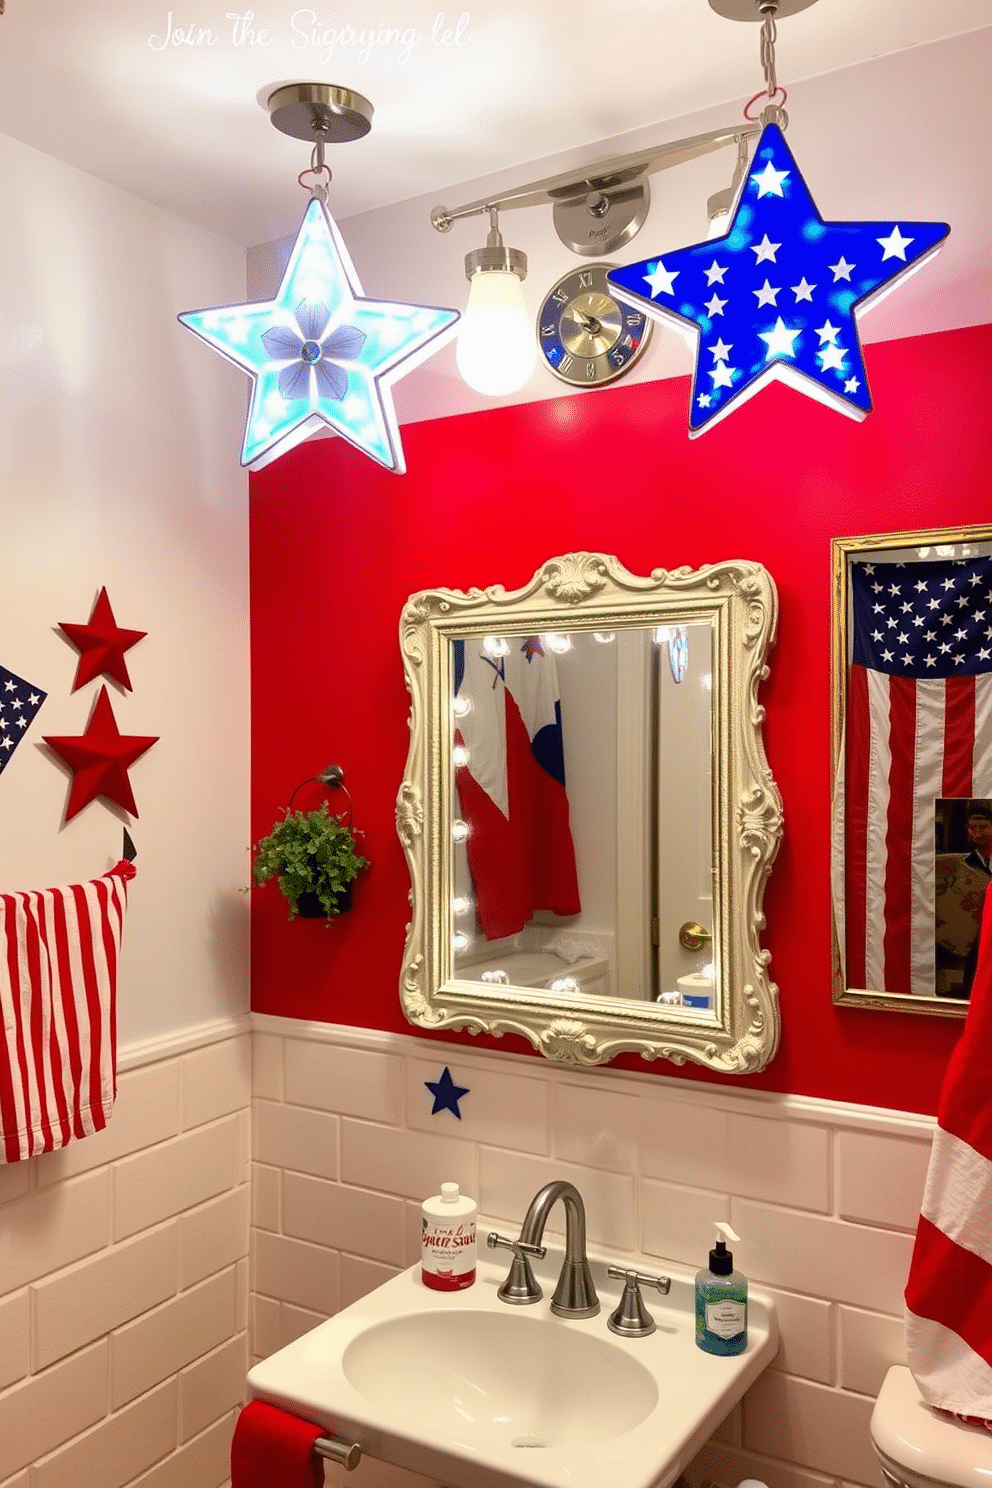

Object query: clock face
[537,264,652,387]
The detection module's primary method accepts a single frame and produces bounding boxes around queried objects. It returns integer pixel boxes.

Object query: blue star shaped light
[425,1067,470,1120]
[608,124,949,436]
[179,198,459,472]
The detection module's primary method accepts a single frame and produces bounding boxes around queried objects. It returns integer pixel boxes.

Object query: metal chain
[745,0,787,130]
[760,13,778,98]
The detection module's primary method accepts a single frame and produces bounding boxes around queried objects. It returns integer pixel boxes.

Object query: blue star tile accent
[179,198,459,473]
[425,1067,470,1119]
[608,123,949,436]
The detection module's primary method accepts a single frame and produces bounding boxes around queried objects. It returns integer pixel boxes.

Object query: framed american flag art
[832,523,992,1015]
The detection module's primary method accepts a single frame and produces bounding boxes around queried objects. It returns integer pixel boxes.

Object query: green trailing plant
[252,802,370,921]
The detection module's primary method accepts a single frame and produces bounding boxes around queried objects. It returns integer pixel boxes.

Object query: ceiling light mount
[551,179,650,258]
[707,0,818,19]
[266,83,373,146]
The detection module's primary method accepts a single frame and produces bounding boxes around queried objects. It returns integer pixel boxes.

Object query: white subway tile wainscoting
[0,1022,252,1488]
[0,1014,935,1488]
[251,1016,935,1488]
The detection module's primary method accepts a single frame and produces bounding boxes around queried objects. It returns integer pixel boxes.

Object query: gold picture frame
[831,523,992,1015]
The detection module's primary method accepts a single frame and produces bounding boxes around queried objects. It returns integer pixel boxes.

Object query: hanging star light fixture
[607,0,950,436]
[179,85,459,474]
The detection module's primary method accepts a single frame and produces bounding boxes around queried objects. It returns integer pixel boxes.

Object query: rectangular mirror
[397,553,783,1072]
[831,523,992,1015]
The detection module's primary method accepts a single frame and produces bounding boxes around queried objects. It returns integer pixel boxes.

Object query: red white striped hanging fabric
[0,860,135,1163]
[906,890,992,1426]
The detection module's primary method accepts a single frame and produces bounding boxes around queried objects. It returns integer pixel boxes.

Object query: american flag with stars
[608,122,949,436]
[838,553,992,999]
[0,665,46,780]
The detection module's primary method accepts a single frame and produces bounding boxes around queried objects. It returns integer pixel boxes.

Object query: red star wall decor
[59,587,146,691]
[44,686,158,820]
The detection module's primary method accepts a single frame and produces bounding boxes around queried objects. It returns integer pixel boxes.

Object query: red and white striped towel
[905,888,992,1427]
[0,860,135,1163]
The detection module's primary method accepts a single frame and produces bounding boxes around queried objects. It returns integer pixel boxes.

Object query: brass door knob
[678,921,712,952]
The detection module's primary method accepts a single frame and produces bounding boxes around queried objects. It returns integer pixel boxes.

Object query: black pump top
[708,1238,733,1275]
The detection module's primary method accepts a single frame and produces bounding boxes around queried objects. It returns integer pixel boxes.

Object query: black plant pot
[295,884,354,919]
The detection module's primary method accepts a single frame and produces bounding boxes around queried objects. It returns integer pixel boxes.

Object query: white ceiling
[0,0,989,247]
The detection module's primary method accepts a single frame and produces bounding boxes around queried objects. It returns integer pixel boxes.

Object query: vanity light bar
[430,122,759,233]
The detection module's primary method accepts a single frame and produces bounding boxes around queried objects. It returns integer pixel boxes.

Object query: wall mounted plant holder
[253,763,369,923]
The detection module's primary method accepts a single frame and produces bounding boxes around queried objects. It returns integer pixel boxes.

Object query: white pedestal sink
[247,1233,778,1488]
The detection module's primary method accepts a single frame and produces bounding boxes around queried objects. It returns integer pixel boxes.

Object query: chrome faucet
[488,1180,599,1319]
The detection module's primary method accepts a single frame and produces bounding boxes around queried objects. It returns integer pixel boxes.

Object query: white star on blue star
[179,199,459,472]
[607,123,949,436]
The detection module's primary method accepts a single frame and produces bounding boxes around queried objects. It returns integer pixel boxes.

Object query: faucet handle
[606,1267,672,1338]
[487,1232,547,1260]
[487,1232,545,1305]
[607,1266,671,1294]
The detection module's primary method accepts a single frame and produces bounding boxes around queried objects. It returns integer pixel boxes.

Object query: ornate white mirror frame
[396,552,783,1072]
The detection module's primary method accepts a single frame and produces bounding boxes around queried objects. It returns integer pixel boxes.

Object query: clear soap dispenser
[695,1222,747,1355]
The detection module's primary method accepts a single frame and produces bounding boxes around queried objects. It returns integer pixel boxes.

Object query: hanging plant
[252,802,369,921]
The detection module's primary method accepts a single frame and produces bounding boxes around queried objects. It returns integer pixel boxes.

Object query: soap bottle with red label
[421,1182,477,1290]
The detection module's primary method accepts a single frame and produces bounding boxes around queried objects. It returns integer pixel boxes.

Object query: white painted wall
[0,131,251,1049]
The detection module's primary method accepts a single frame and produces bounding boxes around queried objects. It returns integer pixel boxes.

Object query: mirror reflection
[832,524,992,1015]
[449,623,715,1011]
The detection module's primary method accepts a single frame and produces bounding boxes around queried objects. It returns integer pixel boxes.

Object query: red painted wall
[250,322,992,1113]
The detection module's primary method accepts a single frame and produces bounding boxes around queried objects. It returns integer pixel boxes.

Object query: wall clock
[537,263,652,387]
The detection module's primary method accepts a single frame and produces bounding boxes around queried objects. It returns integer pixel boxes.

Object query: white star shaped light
[607,123,949,436]
[179,198,459,472]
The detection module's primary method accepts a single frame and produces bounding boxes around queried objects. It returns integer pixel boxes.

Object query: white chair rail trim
[251,1011,936,1139]
[118,1012,253,1073]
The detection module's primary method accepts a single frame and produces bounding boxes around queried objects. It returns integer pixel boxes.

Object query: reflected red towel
[231,1399,324,1487]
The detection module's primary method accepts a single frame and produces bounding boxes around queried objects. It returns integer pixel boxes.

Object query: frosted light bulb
[707,207,731,240]
[456,270,537,396]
